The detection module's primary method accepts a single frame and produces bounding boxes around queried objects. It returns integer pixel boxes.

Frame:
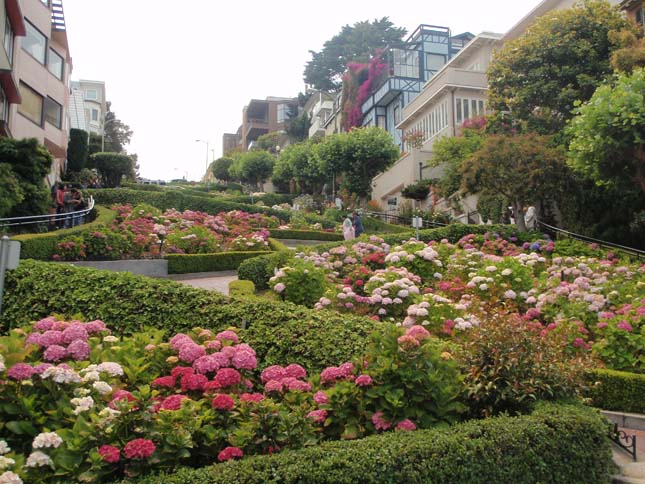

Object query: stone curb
[604,411,645,432]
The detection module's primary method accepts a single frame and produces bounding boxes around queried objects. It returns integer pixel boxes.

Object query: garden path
[165,270,237,295]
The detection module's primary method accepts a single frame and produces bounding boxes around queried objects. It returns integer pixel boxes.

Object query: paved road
[164,270,238,295]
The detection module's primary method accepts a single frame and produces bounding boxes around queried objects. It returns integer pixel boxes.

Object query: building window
[636,7,643,27]
[85,89,98,101]
[23,21,47,64]
[91,108,99,122]
[393,105,400,126]
[0,87,7,122]
[18,82,43,125]
[425,53,446,71]
[3,17,14,64]
[45,97,62,128]
[387,196,398,207]
[47,49,64,80]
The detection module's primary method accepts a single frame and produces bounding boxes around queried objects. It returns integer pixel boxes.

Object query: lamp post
[419,162,423,181]
[195,139,210,172]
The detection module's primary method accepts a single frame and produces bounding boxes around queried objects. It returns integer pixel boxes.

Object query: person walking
[342,214,355,240]
[353,212,364,238]
[69,188,86,226]
[55,183,67,229]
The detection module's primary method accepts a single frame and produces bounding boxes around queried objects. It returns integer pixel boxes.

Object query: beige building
[70,79,106,135]
[9,0,71,186]
[0,0,26,136]
[303,90,335,139]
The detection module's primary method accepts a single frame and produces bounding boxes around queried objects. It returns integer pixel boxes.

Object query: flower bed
[267,232,645,375]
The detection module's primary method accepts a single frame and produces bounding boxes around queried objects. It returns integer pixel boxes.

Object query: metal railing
[537,219,644,261]
[364,211,448,229]
[0,196,95,231]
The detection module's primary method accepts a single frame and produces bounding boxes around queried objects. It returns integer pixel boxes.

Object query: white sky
[63,0,542,182]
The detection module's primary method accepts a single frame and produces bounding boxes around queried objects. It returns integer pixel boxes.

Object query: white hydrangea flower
[25,451,52,468]
[32,432,62,449]
[96,362,124,377]
[0,441,10,455]
[0,355,5,373]
[0,456,15,470]
[0,471,22,483]
[103,335,119,343]
[71,396,94,415]
[41,367,81,384]
[93,381,112,395]
[81,371,100,383]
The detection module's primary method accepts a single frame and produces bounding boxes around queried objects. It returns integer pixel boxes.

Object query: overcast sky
[63,0,542,182]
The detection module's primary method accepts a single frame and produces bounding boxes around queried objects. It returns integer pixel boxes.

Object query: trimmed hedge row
[2,260,380,371]
[228,280,255,297]
[585,368,645,414]
[267,238,289,252]
[237,251,293,290]
[122,402,613,484]
[86,189,289,219]
[12,206,118,260]
[166,251,272,274]
[269,229,343,241]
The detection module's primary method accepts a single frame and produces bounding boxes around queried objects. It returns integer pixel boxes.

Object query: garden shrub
[2,260,380,371]
[124,402,612,484]
[229,280,255,297]
[269,229,343,241]
[269,260,330,306]
[87,189,288,219]
[585,368,645,414]
[166,251,271,274]
[267,238,288,252]
[460,313,595,418]
[13,206,117,260]
[237,251,292,290]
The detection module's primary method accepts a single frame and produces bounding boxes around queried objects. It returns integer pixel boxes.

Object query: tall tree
[212,157,234,182]
[102,102,133,153]
[273,140,325,194]
[92,152,135,188]
[0,163,24,218]
[460,133,568,231]
[285,112,311,142]
[304,18,406,91]
[567,67,645,193]
[232,150,275,191]
[316,126,399,199]
[66,128,89,173]
[487,0,629,134]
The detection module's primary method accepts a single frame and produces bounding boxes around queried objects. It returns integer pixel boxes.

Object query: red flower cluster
[123,439,156,460]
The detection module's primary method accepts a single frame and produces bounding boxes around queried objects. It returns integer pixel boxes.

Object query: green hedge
[2,260,380,371]
[237,251,293,290]
[270,229,343,241]
[227,193,296,206]
[229,280,255,297]
[166,251,272,274]
[585,369,645,414]
[86,189,288,219]
[121,402,613,484]
[267,238,289,252]
[12,206,118,260]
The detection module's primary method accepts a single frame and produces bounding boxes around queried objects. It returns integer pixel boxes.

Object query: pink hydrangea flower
[98,444,120,463]
[396,419,416,431]
[178,343,206,364]
[211,394,235,410]
[67,340,90,361]
[397,335,420,349]
[33,363,53,375]
[307,409,328,424]
[203,380,222,393]
[170,366,194,379]
[617,321,633,332]
[261,365,286,383]
[231,350,257,371]
[214,368,241,387]
[339,362,354,376]
[264,379,283,392]
[39,330,64,347]
[109,390,136,409]
[160,395,189,411]
[180,373,208,392]
[151,376,176,388]
[123,439,155,459]
[217,446,243,462]
[169,334,193,351]
[7,363,36,380]
[85,320,107,334]
[285,380,311,392]
[240,393,265,403]
[284,364,307,379]
[313,391,329,405]
[405,325,431,341]
[34,317,56,331]
[193,353,228,374]
[355,374,373,387]
[215,330,239,343]
[62,324,88,344]
[320,366,344,384]
[43,344,67,362]
[206,340,222,351]
[372,411,392,431]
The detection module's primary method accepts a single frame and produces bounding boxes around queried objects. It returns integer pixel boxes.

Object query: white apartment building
[70,79,106,135]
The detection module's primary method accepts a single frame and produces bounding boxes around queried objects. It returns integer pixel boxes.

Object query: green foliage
[66,128,89,173]
[269,260,330,306]
[125,402,613,484]
[228,279,255,297]
[400,179,431,201]
[461,133,568,231]
[476,192,507,224]
[269,229,343,241]
[211,157,234,182]
[237,251,293,290]
[254,132,282,153]
[316,127,399,198]
[166,251,272,274]
[92,152,135,188]
[13,206,118,260]
[460,313,593,418]
[273,140,325,194]
[86,189,288,219]
[0,163,24,218]
[1,260,380,372]
[586,369,645,413]
[487,0,629,133]
[285,112,311,143]
[230,151,275,189]
[102,101,133,154]
[567,67,645,193]
[0,137,52,217]
[304,17,406,91]
[609,28,645,74]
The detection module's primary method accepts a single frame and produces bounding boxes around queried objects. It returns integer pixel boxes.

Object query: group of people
[500,205,537,230]
[342,212,364,240]
[51,183,86,229]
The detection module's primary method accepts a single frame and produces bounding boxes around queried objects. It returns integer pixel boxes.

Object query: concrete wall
[62,259,169,277]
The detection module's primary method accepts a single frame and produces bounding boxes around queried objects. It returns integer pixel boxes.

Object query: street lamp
[195,139,211,172]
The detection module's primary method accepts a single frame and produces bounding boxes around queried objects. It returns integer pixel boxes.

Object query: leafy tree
[87,132,102,160]
[274,141,325,194]
[461,133,568,231]
[285,112,311,142]
[66,128,89,173]
[488,0,629,134]
[316,126,399,199]
[232,150,275,191]
[0,163,24,218]
[567,67,645,193]
[401,179,431,201]
[0,137,52,217]
[609,28,645,74]
[212,157,234,182]
[255,132,283,154]
[92,152,135,188]
[102,102,133,154]
[304,18,406,91]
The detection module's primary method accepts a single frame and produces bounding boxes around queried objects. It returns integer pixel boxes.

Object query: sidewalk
[606,411,645,483]
[163,270,237,295]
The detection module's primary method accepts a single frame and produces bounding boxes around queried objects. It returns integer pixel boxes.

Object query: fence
[0,196,95,231]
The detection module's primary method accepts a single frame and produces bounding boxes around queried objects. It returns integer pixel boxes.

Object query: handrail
[0,196,95,230]
[537,219,644,260]
[364,211,448,229]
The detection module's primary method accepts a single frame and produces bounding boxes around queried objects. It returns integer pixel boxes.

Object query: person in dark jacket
[353,212,364,238]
